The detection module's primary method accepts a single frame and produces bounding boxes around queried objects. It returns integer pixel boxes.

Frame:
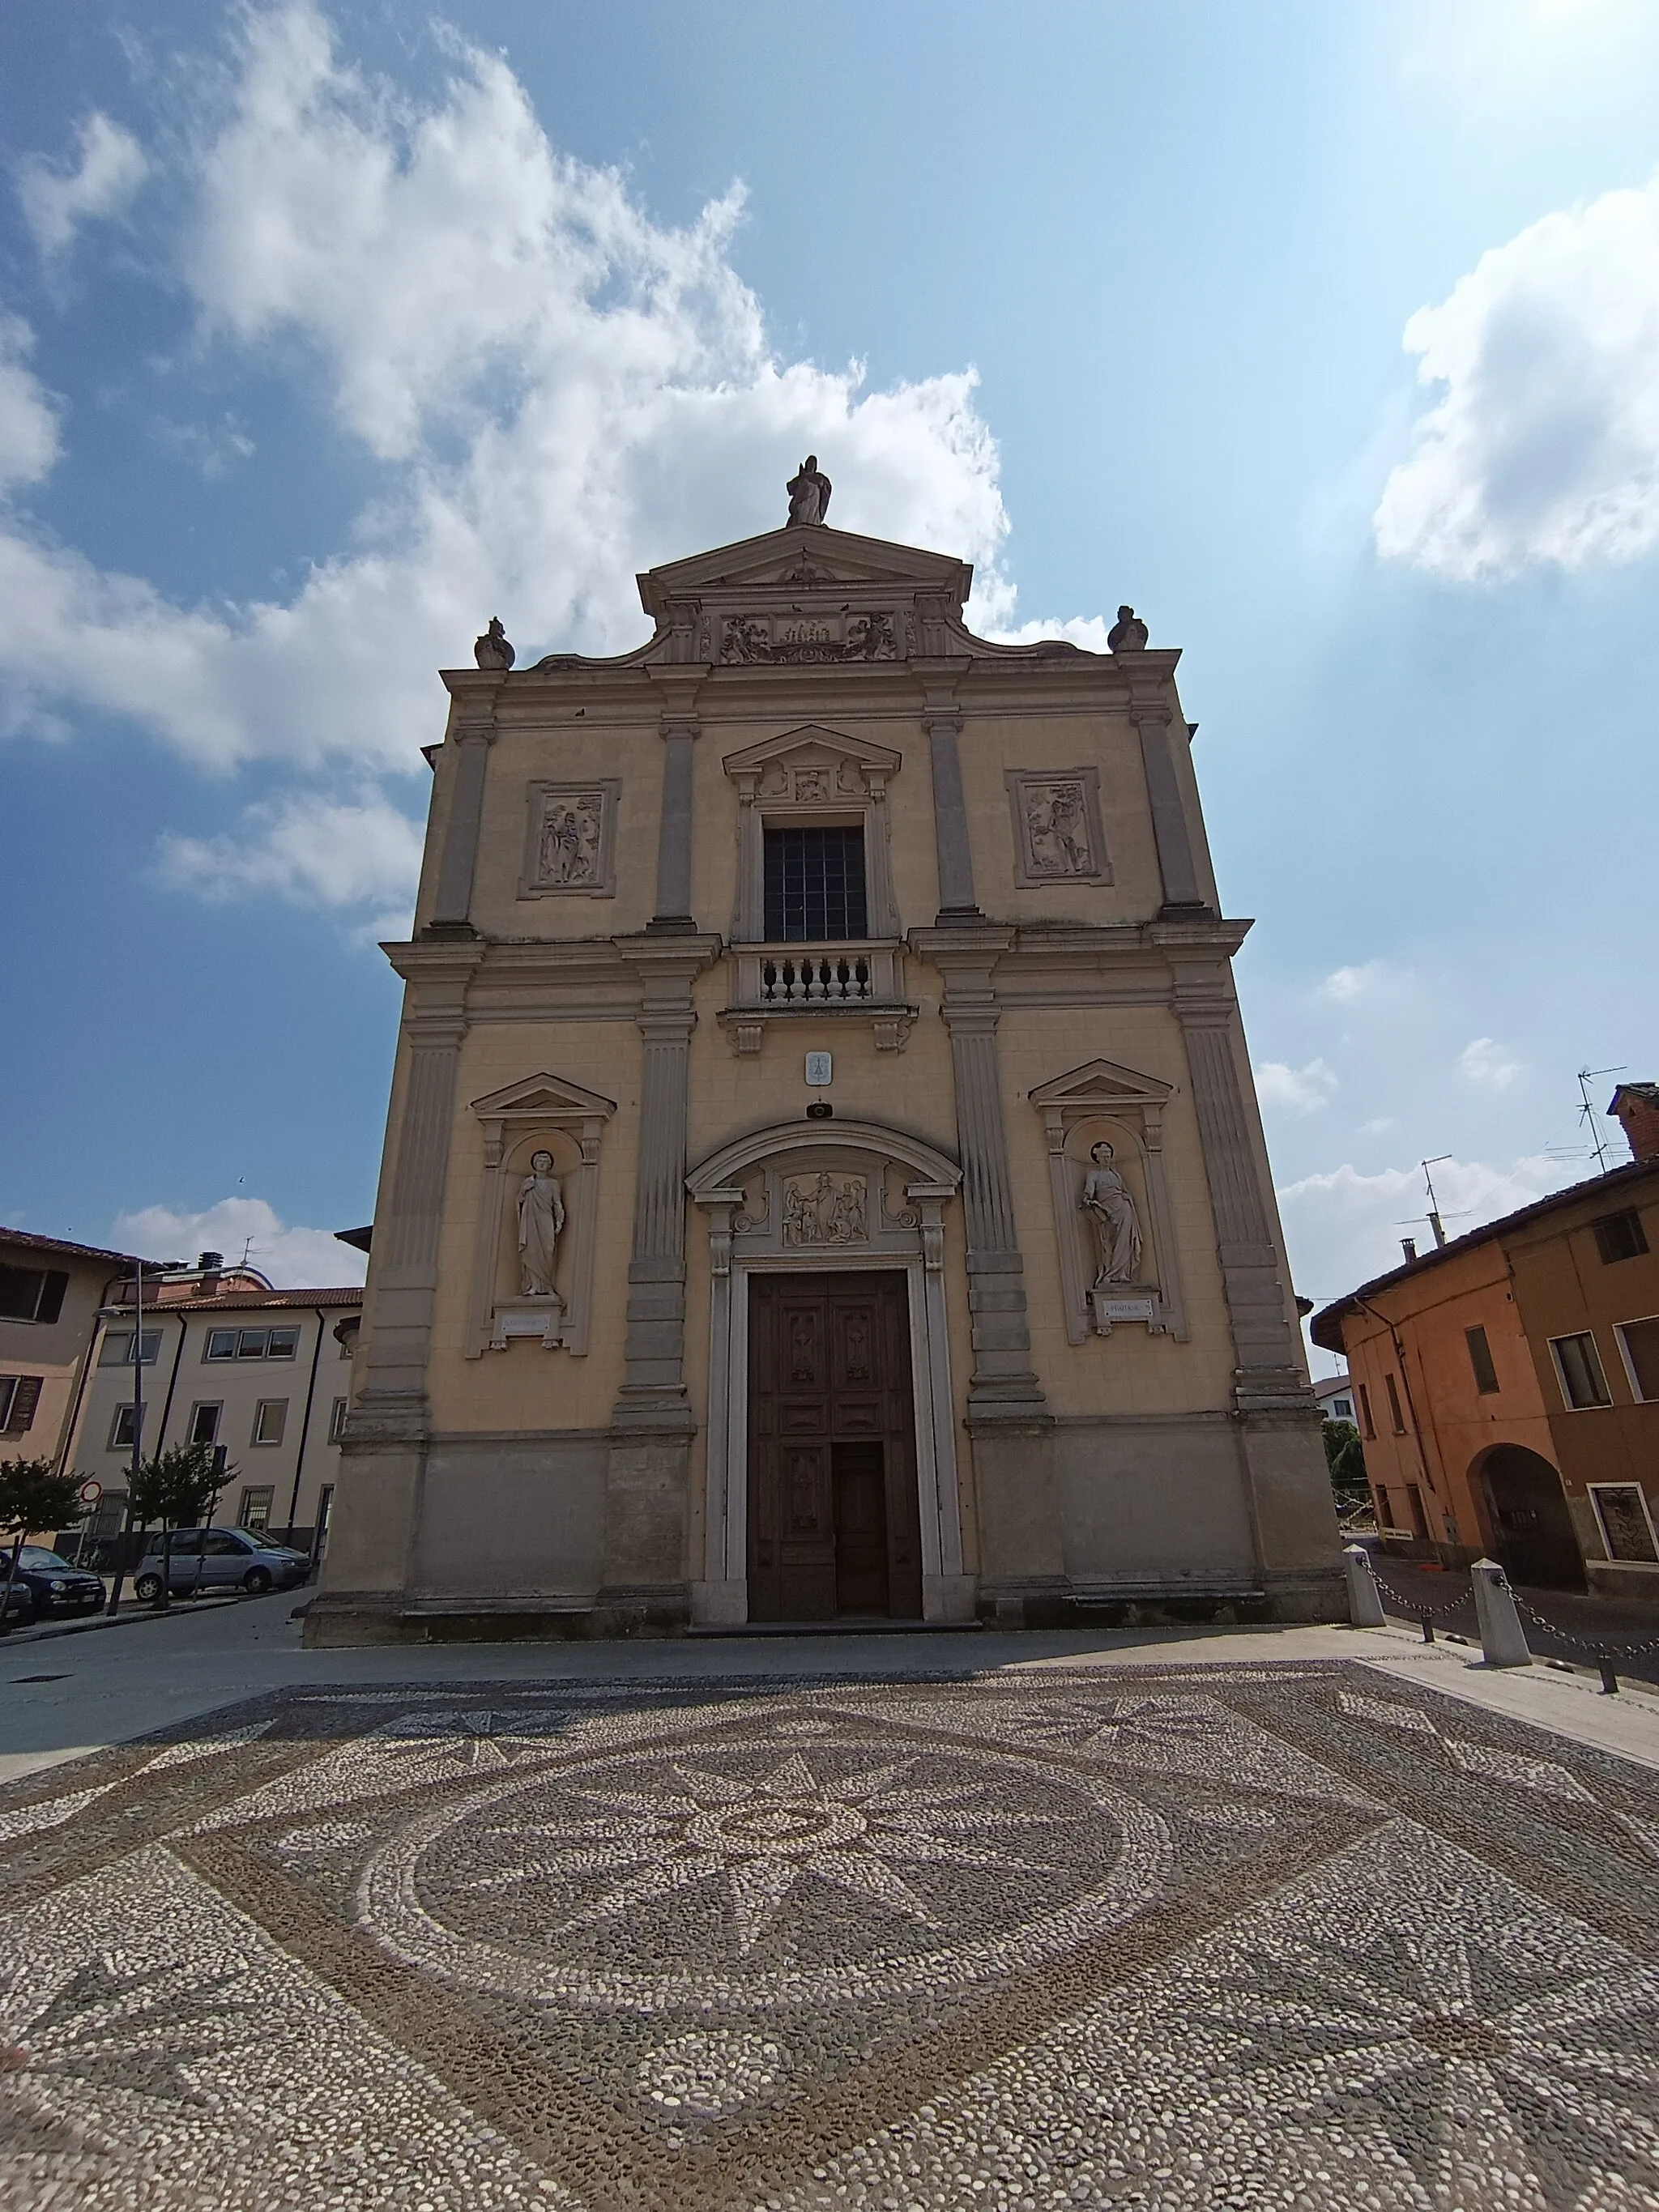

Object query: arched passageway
[1474,1445,1585,1592]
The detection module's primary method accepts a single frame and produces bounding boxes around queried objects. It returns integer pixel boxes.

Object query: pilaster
[646,666,710,935]
[429,677,503,932]
[1120,660,1209,916]
[915,663,982,923]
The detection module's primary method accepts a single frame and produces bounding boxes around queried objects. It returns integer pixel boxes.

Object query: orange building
[1311,1096,1659,1601]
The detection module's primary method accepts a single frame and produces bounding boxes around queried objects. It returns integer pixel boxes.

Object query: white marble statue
[787,454,833,526]
[517,1150,565,1295]
[1081,1141,1143,1285]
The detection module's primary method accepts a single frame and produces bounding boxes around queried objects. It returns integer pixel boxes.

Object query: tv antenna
[1421,1156,1454,1249]
[1576,1066,1623,1174]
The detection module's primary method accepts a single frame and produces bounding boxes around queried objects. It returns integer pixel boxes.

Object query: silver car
[133,1526,310,1600]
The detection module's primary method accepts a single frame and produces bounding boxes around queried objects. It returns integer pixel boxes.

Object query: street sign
[77,1479,103,1504]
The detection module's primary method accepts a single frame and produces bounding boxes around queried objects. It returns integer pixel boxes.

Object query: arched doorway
[1475,1445,1585,1592]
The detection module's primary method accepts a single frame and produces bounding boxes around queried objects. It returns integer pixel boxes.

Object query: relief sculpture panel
[782,1173,869,1248]
[1006,768,1111,888]
[521,780,621,898]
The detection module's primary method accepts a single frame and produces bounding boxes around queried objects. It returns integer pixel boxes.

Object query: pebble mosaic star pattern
[1,1663,1657,2210]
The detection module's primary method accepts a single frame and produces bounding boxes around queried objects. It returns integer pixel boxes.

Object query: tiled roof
[1309,1156,1655,1351]
[1,1225,140,1267]
[110,1285,363,1314]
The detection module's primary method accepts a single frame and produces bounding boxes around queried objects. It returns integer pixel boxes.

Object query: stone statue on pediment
[1107,605,1148,653]
[787,454,833,526]
[475,616,515,670]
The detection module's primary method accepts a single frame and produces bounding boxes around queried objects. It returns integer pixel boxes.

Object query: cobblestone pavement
[2,1660,1658,2210]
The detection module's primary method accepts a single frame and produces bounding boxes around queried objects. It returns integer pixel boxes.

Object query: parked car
[0,1546,106,1625]
[132,1527,310,1601]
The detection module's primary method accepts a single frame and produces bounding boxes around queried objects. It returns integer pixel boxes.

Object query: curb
[2,1595,249,1648]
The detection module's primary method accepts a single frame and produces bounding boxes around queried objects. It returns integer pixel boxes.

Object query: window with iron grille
[762,826,868,942]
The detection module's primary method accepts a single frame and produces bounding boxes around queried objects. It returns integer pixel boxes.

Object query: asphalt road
[1361,1537,1659,1686]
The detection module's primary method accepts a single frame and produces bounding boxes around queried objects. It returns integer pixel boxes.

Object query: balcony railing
[723,940,914,1053]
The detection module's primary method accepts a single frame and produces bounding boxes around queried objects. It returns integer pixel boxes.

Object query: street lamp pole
[104,1256,184,1617]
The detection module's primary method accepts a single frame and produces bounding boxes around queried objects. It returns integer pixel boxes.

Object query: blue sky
[3,1,1657,1357]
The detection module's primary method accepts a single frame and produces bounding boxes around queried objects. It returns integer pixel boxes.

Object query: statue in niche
[1081,1141,1143,1285]
[787,454,833,526]
[517,1150,565,1295]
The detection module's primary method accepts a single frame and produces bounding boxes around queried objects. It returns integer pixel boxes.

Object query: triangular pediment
[1029,1059,1174,1110]
[638,525,972,616]
[723,724,902,779]
[471,1072,616,1121]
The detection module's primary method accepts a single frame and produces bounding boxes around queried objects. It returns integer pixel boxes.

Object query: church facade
[309,502,1341,1643]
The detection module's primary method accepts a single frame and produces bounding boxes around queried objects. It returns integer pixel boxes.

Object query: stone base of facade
[975,1567,1344,1631]
[303,1587,692,1646]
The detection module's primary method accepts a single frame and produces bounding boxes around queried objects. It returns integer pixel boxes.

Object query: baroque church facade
[309,491,1341,1643]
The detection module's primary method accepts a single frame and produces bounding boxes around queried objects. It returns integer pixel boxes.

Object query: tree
[127,1443,228,1609]
[1322,1419,1371,1519]
[0,1459,87,1633]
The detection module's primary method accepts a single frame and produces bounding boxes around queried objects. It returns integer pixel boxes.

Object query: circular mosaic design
[357,1733,1170,2012]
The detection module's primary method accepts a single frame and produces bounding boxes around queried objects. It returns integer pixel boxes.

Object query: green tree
[0,1458,87,1632]
[1322,1419,1371,1519]
[128,1443,228,1608]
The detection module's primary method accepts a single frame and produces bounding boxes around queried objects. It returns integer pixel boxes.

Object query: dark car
[0,1546,105,1625]
[132,1526,310,1600]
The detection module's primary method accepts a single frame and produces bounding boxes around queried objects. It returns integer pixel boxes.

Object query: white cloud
[1319,962,1383,1003]
[0,318,60,491]
[1277,1152,1576,1306]
[1255,1058,1338,1113]
[158,791,424,932]
[1460,1035,1522,1089]
[114,1197,366,1289]
[1375,172,1659,578]
[0,4,1047,922]
[19,112,149,255]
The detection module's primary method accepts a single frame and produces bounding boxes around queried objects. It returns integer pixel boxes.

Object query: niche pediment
[1028,1059,1175,1115]
[470,1073,617,1123]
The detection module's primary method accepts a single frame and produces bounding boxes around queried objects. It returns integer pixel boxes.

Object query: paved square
[2,1660,1658,2208]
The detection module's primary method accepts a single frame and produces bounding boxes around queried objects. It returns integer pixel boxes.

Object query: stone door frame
[687,1119,966,1627]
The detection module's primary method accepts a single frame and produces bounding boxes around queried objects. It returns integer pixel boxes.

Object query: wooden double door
[747,1271,923,1622]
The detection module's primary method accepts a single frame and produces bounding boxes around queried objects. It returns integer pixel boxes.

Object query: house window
[109,1403,143,1450]
[252,1398,288,1445]
[1372,1486,1392,1531]
[1550,1331,1613,1410]
[1384,1373,1407,1434]
[1330,1396,1354,1421]
[1356,1382,1375,1439]
[237,1486,275,1535]
[0,1375,44,1434]
[1593,1209,1649,1264]
[762,825,868,941]
[1465,1325,1500,1396]
[189,1402,222,1446]
[238,1329,269,1360]
[207,1325,300,1362]
[206,1328,237,1362]
[1405,1483,1429,1538]
[265,1328,300,1360]
[328,1396,349,1443]
[100,1330,161,1366]
[1588,1482,1659,1565]
[1615,1316,1659,1403]
[0,1265,68,1323]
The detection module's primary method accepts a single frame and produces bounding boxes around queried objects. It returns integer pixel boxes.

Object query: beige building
[73,1255,361,1555]
[312,501,1340,1643]
[0,1227,138,1471]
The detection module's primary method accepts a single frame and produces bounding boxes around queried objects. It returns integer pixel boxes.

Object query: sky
[3,1,1657,1364]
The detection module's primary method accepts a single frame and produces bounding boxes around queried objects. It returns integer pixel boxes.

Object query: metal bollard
[1342,1544,1386,1629]
[1469,1558,1532,1669]
[1597,1654,1619,1696]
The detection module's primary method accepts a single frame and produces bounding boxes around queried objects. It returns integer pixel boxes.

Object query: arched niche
[1029,1059,1189,1345]
[685,1119,966,1626]
[464,1073,616,1357]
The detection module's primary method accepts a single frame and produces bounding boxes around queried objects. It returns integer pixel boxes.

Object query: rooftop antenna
[1421,1156,1453,1248]
[1576,1065,1623,1174]
[240,1236,254,1268]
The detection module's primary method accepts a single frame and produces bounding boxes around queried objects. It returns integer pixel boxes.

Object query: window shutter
[4,1375,43,1433]
[36,1272,69,1324]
